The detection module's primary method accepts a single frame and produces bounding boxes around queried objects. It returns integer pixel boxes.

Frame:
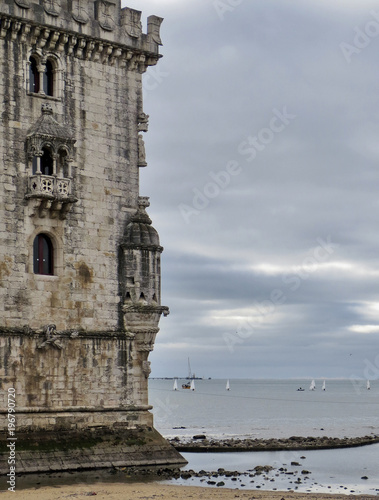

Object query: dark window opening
[29,56,39,93]
[41,147,53,175]
[58,149,68,177]
[43,60,54,96]
[33,234,54,275]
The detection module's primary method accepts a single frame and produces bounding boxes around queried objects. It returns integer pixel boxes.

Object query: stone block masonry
[0,0,185,472]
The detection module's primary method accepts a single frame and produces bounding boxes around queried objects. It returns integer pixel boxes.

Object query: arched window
[29,56,39,93]
[33,234,54,275]
[40,147,53,175]
[43,59,54,96]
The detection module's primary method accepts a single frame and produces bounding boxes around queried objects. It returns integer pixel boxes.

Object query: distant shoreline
[170,434,379,452]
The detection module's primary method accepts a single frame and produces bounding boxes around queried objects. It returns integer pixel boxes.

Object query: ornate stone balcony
[26,174,77,219]
[29,174,71,197]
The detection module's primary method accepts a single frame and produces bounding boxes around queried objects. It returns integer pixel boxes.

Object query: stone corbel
[101,44,113,64]
[109,47,122,66]
[11,21,22,41]
[39,198,53,218]
[50,200,63,219]
[75,38,87,58]
[46,31,60,51]
[59,200,76,220]
[85,41,96,60]
[37,29,50,49]
[92,43,103,62]
[119,50,133,68]
[56,33,69,52]
[30,25,41,45]
[67,36,77,56]
[20,23,31,42]
[0,18,11,39]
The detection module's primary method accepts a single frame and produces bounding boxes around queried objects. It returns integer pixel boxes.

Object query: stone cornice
[0,13,161,70]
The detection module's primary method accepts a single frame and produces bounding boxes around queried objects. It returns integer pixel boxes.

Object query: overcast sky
[123,0,379,380]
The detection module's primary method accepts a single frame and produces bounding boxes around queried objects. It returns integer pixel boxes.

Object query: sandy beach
[1,483,378,500]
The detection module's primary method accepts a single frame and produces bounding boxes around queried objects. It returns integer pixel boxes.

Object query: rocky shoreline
[169,433,379,452]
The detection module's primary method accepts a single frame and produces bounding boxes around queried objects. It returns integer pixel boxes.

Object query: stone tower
[0,0,184,472]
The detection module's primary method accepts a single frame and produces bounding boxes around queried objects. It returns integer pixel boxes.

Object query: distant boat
[190,379,195,391]
[309,379,316,391]
[182,358,194,389]
[173,379,178,391]
[367,380,371,390]
[226,379,230,391]
[297,387,305,391]
[322,380,326,391]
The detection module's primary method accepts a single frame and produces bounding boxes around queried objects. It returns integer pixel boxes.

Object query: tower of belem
[0,0,184,472]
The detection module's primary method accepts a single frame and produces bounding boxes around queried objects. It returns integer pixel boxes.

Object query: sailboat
[367,380,371,390]
[182,358,194,389]
[322,380,326,391]
[173,379,178,391]
[309,379,316,391]
[190,379,195,391]
[226,379,230,391]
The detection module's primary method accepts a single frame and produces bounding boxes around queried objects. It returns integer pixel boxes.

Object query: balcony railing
[28,174,72,198]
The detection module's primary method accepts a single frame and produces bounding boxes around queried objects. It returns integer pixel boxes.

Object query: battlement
[0,0,162,67]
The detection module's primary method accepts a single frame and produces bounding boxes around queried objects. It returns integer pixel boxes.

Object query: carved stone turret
[120,196,169,355]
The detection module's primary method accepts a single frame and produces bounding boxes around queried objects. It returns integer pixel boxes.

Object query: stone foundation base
[0,426,187,474]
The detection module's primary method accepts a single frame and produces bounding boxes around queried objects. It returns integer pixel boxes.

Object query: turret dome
[123,197,162,249]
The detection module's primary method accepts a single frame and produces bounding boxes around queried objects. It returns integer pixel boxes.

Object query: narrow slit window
[29,56,39,93]
[43,60,54,96]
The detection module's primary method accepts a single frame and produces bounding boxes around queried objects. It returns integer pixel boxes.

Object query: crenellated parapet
[0,0,162,70]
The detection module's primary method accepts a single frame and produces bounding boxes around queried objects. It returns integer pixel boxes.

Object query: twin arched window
[33,234,54,275]
[29,56,56,97]
[31,147,69,177]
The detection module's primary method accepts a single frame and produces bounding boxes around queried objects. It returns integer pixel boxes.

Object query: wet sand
[0,482,377,500]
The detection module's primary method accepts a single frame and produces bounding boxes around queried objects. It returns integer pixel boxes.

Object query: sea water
[149,378,379,439]
[149,378,379,494]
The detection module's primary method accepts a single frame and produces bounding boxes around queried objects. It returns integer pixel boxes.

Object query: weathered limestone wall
[0,1,185,472]
[0,15,147,331]
[0,332,147,413]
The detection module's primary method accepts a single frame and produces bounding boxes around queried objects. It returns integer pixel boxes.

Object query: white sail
[173,379,178,391]
[226,379,230,391]
[190,379,195,391]
[309,379,316,391]
[367,380,370,390]
[187,357,192,379]
[322,380,326,391]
